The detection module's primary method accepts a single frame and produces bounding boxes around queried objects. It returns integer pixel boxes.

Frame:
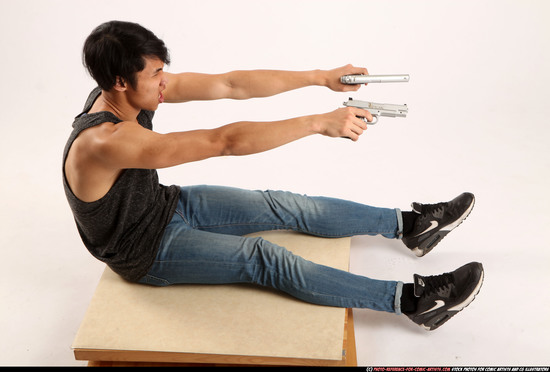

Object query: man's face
[127,57,167,111]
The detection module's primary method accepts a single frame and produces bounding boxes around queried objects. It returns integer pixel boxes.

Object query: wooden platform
[72,231,357,366]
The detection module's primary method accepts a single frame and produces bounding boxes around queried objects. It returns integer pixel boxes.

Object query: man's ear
[114,76,127,92]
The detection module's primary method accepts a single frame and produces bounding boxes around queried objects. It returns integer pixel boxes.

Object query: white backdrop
[0,0,549,366]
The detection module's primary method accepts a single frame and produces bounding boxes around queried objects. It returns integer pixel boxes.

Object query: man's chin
[144,102,160,112]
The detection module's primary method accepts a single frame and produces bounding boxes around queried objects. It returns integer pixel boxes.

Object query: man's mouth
[159,91,165,104]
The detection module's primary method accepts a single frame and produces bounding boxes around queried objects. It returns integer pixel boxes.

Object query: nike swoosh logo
[414,221,439,237]
[419,300,445,315]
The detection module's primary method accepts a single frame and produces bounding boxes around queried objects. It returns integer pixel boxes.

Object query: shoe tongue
[413,274,426,297]
[411,202,423,214]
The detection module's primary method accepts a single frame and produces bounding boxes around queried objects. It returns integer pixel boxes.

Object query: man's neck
[92,90,140,122]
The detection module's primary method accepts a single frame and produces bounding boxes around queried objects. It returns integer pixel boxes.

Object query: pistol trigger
[369,116,379,125]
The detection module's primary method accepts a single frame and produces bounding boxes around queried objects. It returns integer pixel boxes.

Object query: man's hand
[314,106,373,141]
[323,64,369,92]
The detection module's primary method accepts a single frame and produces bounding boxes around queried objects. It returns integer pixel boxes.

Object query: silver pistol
[340,74,410,84]
[343,98,408,125]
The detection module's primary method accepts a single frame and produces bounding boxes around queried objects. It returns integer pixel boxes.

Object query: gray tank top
[62,87,179,282]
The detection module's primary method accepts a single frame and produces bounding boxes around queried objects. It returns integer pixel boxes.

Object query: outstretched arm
[163,64,368,102]
[88,106,372,171]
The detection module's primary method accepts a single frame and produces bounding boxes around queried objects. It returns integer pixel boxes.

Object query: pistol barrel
[344,98,408,118]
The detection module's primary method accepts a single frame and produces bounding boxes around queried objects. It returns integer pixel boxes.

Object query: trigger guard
[357,115,378,125]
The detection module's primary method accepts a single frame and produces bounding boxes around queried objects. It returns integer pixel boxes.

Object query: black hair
[82,21,170,91]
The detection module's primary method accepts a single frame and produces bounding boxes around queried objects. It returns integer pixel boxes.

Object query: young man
[63,21,483,331]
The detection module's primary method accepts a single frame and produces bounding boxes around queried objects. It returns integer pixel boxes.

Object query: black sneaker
[406,262,484,331]
[403,192,475,257]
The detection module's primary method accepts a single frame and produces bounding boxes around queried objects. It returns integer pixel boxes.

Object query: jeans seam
[395,208,403,239]
[197,223,396,238]
[143,274,171,286]
[394,281,403,315]
[174,208,190,225]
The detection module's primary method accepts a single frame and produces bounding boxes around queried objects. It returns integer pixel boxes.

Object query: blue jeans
[138,185,404,314]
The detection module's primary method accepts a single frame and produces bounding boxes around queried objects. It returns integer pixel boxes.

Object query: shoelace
[422,272,454,297]
[418,202,447,216]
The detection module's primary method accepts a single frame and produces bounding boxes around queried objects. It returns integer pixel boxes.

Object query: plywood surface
[72,231,351,362]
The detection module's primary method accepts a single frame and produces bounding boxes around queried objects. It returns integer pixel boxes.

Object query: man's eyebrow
[153,66,164,75]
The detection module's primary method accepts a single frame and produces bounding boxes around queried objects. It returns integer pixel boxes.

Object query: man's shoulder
[72,122,116,151]
[80,120,142,141]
